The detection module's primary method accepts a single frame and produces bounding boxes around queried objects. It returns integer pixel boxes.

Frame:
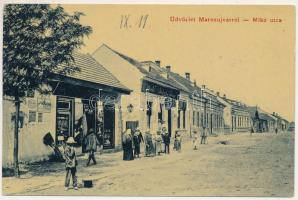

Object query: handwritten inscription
[120,14,149,29]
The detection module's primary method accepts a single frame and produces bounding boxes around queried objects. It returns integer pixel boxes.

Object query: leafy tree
[3,4,92,177]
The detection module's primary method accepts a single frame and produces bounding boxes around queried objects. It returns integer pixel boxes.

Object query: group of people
[61,125,209,190]
[122,126,180,160]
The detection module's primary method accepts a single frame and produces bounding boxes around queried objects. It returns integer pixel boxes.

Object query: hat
[66,137,76,144]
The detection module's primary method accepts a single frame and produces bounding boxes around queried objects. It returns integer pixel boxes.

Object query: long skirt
[123,144,134,161]
[155,141,163,153]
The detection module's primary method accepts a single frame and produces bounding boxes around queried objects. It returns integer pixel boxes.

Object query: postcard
[2,3,295,197]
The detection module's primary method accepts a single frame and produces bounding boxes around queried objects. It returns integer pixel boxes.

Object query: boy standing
[64,137,78,190]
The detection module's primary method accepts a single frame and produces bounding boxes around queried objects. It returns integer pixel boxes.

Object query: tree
[3,4,92,177]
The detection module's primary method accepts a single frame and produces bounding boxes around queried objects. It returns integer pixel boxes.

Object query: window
[177,110,181,129]
[29,111,37,123]
[201,113,204,127]
[193,111,195,125]
[183,110,186,129]
[197,112,200,127]
[38,112,43,123]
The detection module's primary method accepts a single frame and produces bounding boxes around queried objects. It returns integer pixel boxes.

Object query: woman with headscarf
[122,129,134,161]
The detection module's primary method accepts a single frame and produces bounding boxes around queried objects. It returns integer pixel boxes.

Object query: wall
[3,94,56,167]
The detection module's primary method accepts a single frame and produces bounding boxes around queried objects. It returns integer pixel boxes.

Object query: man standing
[200,126,207,144]
[162,127,171,154]
[64,137,78,190]
[85,128,100,166]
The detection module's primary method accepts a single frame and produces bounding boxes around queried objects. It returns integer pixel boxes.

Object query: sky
[62,5,295,121]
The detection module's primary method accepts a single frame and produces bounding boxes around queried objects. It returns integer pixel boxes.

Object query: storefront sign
[37,97,51,112]
[27,98,37,110]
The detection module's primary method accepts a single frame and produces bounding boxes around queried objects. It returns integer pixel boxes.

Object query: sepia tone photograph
[1,3,296,197]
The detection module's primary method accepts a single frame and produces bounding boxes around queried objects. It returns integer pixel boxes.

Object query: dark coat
[133,131,144,147]
[163,133,171,145]
[85,132,100,152]
[122,134,134,160]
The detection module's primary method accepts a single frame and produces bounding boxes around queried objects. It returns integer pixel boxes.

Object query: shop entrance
[103,104,115,149]
[56,97,74,143]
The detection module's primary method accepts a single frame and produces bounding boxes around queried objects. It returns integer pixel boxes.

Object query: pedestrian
[122,129,134,161]
[250,127,254,136]
[144,129,154,157]
[85,128,100,166]
[192,127,199,150]
[133,127,144,158]
[155,130,163,155]
[64,137,78,190]
[174,131,182,152]
[200,126,207,144]
[275,127,278,134]
[162,127,171,154]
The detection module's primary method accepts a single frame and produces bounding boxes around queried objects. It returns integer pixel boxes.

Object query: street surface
[2,132,294,196]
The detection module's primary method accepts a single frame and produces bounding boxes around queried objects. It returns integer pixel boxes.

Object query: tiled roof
[56,51,131,93]
[247,106,276,121]
[101,44,181,92]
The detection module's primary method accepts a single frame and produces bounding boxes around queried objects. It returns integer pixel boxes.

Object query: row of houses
[3,44,292,167]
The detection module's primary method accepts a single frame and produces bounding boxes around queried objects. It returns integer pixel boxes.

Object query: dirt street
[2,132,294,197]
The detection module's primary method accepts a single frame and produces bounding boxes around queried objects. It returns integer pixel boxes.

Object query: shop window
[38,112,43,123]
[29,111,37,123]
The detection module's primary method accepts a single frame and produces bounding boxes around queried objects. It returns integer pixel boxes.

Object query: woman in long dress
[155,130,163,155]
[122,129,134,161]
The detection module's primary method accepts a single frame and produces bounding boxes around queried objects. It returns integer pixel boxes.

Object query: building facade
[92,44,181,138]
[3,52,131,167]
[217,95,251,133]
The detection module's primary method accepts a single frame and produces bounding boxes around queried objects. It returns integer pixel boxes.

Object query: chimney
[166,66,171,72]
[155,60,160,67]
[202,85,206,89]
[223,94,226,99]
[216,92,220,96]
[194,80,197,87]
[185,72,190,80]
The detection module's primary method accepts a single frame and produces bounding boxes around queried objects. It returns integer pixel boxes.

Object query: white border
[0,1,296,200]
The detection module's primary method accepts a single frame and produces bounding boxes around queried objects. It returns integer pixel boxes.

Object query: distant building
[247,106,277,133]
[217,95,251,133]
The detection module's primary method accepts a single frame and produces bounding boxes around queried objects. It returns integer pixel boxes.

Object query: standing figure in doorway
[162,127,171,154]
[85,128,100,166]
[133,127,144,158]
[122,129,134,161]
